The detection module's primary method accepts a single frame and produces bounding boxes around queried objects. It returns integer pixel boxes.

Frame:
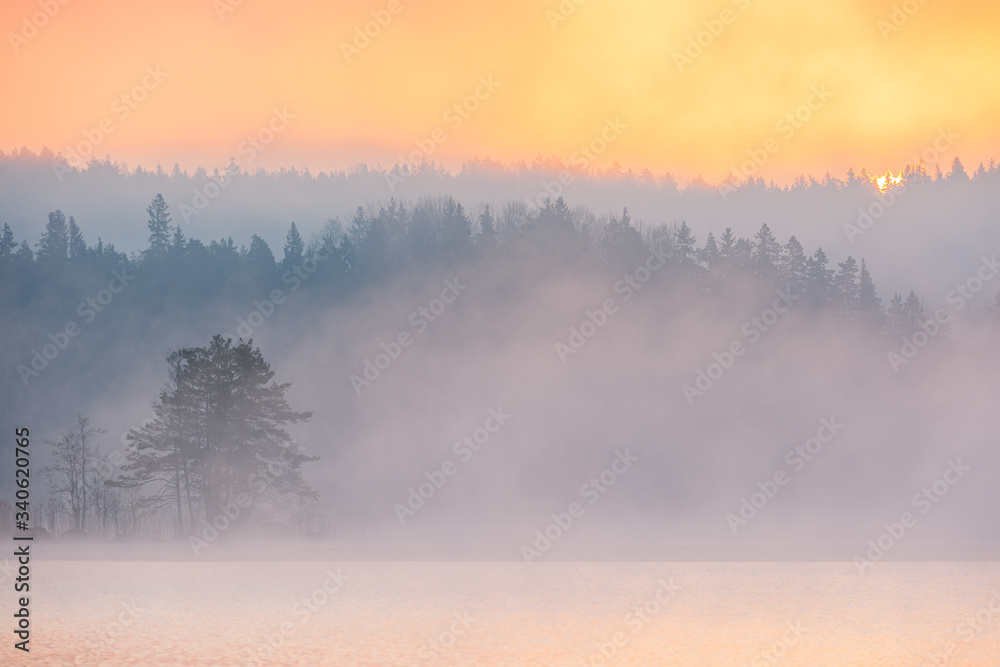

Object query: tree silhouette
[283,221,305,269]
[116,337,316,534]
[68,217,86,260]
[674,221,697,264]
[780,236,808,296]
[753,223,781,281]
[0,223,15,262]
[146,194,172,258]
[858,259,883,323]
[478,204,497,245]
[41,416,107,532]
[833,256,860,314]
[37,210,69,262]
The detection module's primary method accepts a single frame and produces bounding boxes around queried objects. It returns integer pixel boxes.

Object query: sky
[1,0,999,183]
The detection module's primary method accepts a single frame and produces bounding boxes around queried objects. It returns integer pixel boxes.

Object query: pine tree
[674,221,696,263]
[408,200,437,265]
[0,223,15,263]
[887,292,905,332]
[441,198,472,260]
[779,236,808,296]
[858,259,883,321]
[225,157,241,182]
[14,241,33,265]
[699,232,719,267]
[116,337,315,534]
[246,235,276,274]
[732,237,753,267]
[478,205,497,245]
[805,248,834,307]
[146,194,172,258]
[530,196,580,258]
[833,256,860,314]
[718,228,736,259]
[170,226,186,254]
[283,222,305,268]
[37,210,69,262]
[948,157,969,182]
[535,197,575,236]
[753,223,782,282]
[902,291,926,330]
[606,207,645,265]
[68,216,87,260]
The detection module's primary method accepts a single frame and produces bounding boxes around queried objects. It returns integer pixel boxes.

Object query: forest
[2,175,998,545]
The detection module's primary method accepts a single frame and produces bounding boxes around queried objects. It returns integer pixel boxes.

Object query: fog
[2,153,999,561]
[4,149,1000,300]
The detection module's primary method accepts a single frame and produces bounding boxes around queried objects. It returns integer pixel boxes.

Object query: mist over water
[2,161,999,561]
[3,158,1000,667]
[5,560,999,666]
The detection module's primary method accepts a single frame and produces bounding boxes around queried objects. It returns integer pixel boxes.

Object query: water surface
[12,560,1000,666]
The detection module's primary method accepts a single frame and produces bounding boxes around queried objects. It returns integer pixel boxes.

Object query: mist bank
[2,148,999,299]
[2,179,999,559]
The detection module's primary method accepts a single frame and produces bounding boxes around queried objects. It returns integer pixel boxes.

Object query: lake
[9,560,1000,665]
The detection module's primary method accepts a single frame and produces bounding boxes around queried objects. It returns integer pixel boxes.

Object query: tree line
[1,191,966,340]
[5,189,996,541]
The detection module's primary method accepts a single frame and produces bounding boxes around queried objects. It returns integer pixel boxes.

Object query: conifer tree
[68,217,87,260]
[146,194,172,258]
[37,210,69,262]
[283,222,305,268]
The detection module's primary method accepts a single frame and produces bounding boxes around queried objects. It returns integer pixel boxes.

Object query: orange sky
[2,0,998,183]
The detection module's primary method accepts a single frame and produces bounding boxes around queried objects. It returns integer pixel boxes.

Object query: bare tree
[41,416,105,533]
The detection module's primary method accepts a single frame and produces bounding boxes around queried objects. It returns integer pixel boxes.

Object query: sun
[875,171,904,192]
